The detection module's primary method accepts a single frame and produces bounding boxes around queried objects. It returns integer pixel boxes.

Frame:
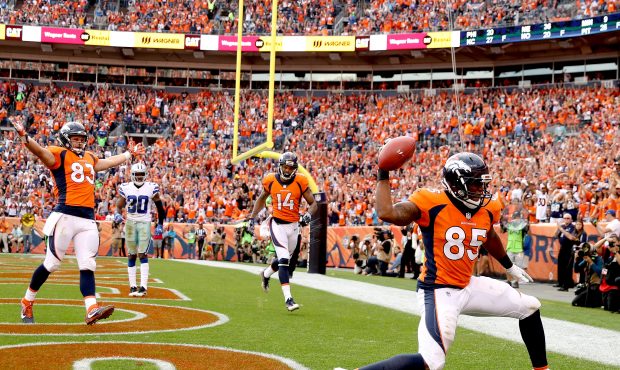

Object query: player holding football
[359,152,548,370]
[116,162,165,297]
[14,119,144,325]
[247,152,317,311]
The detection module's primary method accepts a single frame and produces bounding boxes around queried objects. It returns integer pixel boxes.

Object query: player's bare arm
[375,177,420,226]
[249,189,270,219]
[116,196,126,214]
[95,143,145,172]
[483,227,509,262]
[302,188,318,216]
[10,118,56,167]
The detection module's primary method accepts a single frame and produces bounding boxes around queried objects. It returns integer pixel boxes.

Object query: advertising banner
[355,36,370,51]
[369,34,387,51]
[81,29,111,46]
[218,35,261,52]
[255,36,284,52]
[110,31,133,48]
[21,26,41,42]
[133,32,184,49]
[5,25,23,41]
[8,214,602,282]
[184,34,201,50]
[200,35,218,51]
[41,27,83,44]
[0,24,4,40]
[304,36,355,52]
[386,33,427,50]
[424,31,456,48]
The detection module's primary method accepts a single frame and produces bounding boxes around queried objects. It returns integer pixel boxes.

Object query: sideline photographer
[599,234,620,312]
[572,242,603,308]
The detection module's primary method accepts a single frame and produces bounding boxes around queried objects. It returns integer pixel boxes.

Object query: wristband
[377,169,390,181]
[123,151,131,160]
[20,134,29,144]
[498,255,513,269]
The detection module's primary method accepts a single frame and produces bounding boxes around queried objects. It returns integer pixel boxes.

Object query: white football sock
[128,266,137,287]
[140,263,149,289]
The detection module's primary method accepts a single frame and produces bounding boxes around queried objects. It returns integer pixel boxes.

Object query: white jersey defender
[118,181,160,222]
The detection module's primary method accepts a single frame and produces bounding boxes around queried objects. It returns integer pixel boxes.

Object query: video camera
[573,242,597,258]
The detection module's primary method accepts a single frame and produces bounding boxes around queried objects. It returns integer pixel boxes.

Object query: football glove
[300,212,312,226]
[113,213,123,224]
[155,224,164,236]
[10,118,27,137]
[127,140,146,157]
[506,264,533,284]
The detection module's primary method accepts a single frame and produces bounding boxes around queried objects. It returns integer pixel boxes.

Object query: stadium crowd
[0,0,617,35]
[0,79,619,229]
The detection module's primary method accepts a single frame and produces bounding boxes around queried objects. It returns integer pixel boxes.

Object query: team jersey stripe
[268,219,286,248]
[51,150,68,205]
[421,204,446,285]
[119,187,126,197]
[424,289,446,352]
[47,234,60,262]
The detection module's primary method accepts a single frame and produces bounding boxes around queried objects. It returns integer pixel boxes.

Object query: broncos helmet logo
[444,159,472,176]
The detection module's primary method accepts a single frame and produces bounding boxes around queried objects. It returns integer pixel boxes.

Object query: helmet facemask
[130,163,147,186]
[279,163,297,182]
[68,134,87,156]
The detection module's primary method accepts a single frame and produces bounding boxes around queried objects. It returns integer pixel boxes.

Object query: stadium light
[193,51,205,59]
[389,56,400,64]
[122,48,134,57]
[411,50,423,58]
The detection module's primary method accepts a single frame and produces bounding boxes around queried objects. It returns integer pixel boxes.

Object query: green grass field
[0,255,618,370]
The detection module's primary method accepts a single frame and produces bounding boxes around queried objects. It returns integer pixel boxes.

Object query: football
[378,136,416,171]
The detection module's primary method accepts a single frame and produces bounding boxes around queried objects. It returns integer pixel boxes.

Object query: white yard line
[181,260,620,368]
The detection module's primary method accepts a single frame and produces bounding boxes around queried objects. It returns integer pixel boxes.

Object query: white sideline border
[181,259,620,368]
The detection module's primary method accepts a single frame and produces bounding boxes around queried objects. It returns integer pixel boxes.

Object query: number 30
[443,226,487,261]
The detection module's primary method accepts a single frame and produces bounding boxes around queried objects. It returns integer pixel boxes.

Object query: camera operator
[364,229,393,276]
[598,234,620,312]
[572,242,603,308]
[555,213,578,291]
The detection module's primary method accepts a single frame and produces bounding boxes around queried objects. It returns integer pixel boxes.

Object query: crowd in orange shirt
[0,0,616,35]
[0,80,619,227]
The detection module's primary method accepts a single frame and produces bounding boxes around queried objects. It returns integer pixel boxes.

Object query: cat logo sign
[134,33,184,49]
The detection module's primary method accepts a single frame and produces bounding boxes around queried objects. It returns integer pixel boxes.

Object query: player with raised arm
[359,152,548,370]
[247,152,317,311]
[116,162,165,297]
[14,119,144,325]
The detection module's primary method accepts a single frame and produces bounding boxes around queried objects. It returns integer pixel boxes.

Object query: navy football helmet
[278,152,299,182]
[441,152,492,209]
[58,121,88,156]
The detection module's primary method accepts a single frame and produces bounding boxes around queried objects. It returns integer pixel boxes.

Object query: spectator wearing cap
[597,209,620,238]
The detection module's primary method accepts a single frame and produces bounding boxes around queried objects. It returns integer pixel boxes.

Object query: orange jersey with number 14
[48,146,98,209]
[410,188,503,289]
[262,173,309,223]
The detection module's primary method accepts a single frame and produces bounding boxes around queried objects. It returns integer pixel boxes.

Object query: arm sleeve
[155,200,165,225]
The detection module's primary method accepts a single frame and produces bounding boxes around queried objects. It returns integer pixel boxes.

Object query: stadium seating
[0,0,617,34]
[1,81,618,225]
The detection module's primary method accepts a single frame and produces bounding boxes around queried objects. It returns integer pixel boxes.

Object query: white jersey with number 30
[118,182,159,222]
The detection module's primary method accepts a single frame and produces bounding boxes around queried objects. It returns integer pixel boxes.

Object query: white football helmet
[130,162,147,186]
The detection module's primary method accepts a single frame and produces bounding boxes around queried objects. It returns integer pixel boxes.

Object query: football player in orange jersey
[247,152,317,311]
[359,152,548,370]
[12,118,144,325]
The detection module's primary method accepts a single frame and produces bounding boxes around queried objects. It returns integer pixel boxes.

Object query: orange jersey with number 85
[410,188,503,289]
[48,146,98,209]
[262,173,309,223]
